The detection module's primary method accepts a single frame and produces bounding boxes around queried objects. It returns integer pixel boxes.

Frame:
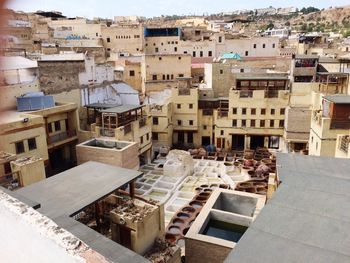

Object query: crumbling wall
[38,61,85,95]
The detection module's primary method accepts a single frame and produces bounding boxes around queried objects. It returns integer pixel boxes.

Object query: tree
[300,6,320,14]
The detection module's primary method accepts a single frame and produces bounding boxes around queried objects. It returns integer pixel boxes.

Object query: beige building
[309,94,350,157]
[102,24,143,55]
[172,78,199,147]
[213,74,290,151]
[88,104,152,164]
[141,54,191,94]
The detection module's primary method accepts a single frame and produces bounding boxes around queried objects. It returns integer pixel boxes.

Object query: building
[0,56,40,112]
[215,74,290,151]
[225,154,350,263]
[141,54,191,94]
[309,94,350,157]
[172,78,199,147]
[88,104,152,164]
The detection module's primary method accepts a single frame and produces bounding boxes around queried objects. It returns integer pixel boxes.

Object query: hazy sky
[5,0,349,18]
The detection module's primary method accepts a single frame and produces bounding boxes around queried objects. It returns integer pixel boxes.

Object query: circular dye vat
[176,212,190,219]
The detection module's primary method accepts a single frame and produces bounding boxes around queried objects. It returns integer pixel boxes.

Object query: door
[232,135,245,150]
[250,135,265,149]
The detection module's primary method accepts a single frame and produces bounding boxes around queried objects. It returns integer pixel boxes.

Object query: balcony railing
[0,171,20,190]
[48,129,77,144]
[340,136,349,153]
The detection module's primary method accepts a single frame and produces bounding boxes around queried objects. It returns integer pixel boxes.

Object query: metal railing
[340,136,349,153]
[239,90,253,98]
[330,119,350,130]
[100,128,115,137]
[264,90,279,98]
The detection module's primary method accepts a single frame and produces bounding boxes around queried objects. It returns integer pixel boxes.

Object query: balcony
[124,123,132,135]
[47,129,77,145]
[340,135,349,153]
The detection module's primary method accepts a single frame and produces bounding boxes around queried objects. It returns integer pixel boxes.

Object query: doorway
[232,134,245,150]
[250,135,265,149]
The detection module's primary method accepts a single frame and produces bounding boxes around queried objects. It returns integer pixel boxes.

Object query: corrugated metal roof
[225,154,350,263]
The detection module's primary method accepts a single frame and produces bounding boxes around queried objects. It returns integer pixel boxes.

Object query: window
[189,120,194,126]
[251,120,256,127]
[162,75,166,80]
[271,109,275,115]
[251,108,256,115]
[245,51,248,56]
[242,108,247,115]
[146,133,149,141]
[253,44,256,48]
[106,37,110,43]
[177,104,181,109]
[96,33,98,37]
[208,51,212,57]
[218,36,222,43]
[179,74,184,77]
[178,57,182,60]
[155,47,159,53]
[261,108,266,115]
[269,136,279,149]
[220,69,223,74]
[241,120,246,127]
[193,51,196,57]
[220,130,224,136]
[152,132,159,141]
[260,120,265,127]
[152,74,157,81]
[203,125,207,130]
[140,136,144,144]
[272,43,276,48]
[279,120,284,128]
[174,47,177,52]
[177,120,182,126]
[200,51,203,57]
[189,104,193,109]
[15,141,25,154]
[28,138,37,151]
[129,70,135,77]
[280,108,285,115]
[54,121,61,131]
[240,68,244,73]
[48,123,52,133]
[159,57,162,61]
[167,74,170,80]
[270,120,275,128]
[232,120,237,127]
[232,108,237,114]
[263,44,266,48]
[153,117,159,125]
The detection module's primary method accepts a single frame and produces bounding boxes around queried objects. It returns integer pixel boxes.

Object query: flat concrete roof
[225,154,350,263]
[323,95,350,104]
[15,161,147,263]
[16,161,142,219]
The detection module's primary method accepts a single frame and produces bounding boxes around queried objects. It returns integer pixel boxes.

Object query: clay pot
[182,206,196,213]
[200,184,209,188]
[168,226,181,235]
[172,218,185,226]
[189,201,203,209]
[176,212,190,219]
[244,159,255,167]
[203,188,213,193]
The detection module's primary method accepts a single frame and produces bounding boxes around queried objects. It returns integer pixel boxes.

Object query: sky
[5,0,349,19]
